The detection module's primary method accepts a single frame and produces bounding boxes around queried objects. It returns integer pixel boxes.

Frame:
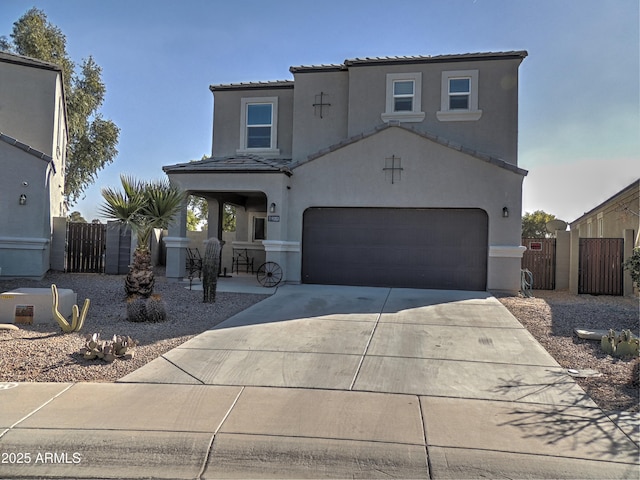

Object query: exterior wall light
[269,202,276,213]
[19,194,27,205]
[502,207,509,218]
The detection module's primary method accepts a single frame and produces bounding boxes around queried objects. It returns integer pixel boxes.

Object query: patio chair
[185,248,203,279]
[232,248,254,274]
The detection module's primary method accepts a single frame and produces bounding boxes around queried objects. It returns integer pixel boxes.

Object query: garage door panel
[302,208,487,291]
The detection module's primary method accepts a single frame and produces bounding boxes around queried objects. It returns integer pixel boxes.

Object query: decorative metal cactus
[51,284,90,333]
[80,333,138,362]
[202,237,221,303]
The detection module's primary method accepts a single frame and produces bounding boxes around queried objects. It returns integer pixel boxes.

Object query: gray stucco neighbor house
[163,51,528,292]
[0,51,67,279]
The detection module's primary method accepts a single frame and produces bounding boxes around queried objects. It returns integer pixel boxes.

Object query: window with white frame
[437,70,482,121]
[238,97,279,154]
[587,219,593,237]
[382,72,425,123]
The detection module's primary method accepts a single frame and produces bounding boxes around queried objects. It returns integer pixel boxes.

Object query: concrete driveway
[1,284,638,479]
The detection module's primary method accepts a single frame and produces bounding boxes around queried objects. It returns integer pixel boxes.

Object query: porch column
[555,230,570,290]
[206,198,222,241]
[164,198,189,282]
[569,228,580,294]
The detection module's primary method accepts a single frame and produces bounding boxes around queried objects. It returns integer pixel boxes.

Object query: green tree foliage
[68,211,87,223]
[623,247,640,286]
[99,175,185,297]
[3,8,119,205]
[99,175,185,252]
[187,195,207,231]
[522,210,557,238]
[187,195,236,232]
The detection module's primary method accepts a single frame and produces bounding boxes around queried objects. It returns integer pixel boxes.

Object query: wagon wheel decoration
[256,261,283,287]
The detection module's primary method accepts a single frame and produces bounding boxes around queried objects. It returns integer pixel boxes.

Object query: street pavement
[0,281,638,479]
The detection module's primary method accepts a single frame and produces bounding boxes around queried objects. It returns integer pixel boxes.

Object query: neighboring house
[0,51,67,279]
[568,179,639,295]
[163,51,528,292]
[570,179,639,245]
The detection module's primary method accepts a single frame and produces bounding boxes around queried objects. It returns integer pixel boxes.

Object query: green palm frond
[99,174,185,251]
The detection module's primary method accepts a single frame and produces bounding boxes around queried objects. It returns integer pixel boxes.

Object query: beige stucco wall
[0,144,52,278]
[0,57,67,278]
[344,58,521,164]
[0,60,60,156]
[211,86,294,158]
[286,126,525,291]
[571,181,639,246]
[291,70,349,160]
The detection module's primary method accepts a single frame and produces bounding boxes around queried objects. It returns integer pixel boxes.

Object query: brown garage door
[302,208,488,290]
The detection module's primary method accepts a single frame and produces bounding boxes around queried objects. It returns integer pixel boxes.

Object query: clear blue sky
[3,0,639,223]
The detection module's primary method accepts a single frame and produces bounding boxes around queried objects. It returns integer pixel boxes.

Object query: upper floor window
[238,97,279,155]
[393,80,414,112]
[437,70,482,121]
[448,78,471,110]
[382,72,425,123]
[247,104,272,148]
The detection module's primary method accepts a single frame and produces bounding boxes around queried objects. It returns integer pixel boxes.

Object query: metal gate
[66,222,107,273]
[578,238,624,295]
[521,238,556,290]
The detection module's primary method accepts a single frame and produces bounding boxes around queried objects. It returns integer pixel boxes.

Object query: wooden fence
[521,238,556,290]
[578,238,624,295]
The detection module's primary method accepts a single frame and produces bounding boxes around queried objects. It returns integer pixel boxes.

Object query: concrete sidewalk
[1,285,638,479]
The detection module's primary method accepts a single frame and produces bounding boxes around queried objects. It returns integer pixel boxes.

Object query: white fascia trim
[0,237,49,250]
[489,245,527,258]
[262,240,301,252]
[162,237,191,248]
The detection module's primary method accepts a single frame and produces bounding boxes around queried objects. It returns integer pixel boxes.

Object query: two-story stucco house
[0,51,67,279]
[163,51,528,292]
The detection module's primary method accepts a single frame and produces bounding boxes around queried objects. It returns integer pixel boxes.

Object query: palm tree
[100,175,185,297]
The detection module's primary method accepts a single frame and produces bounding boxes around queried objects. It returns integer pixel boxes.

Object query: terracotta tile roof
[163,154,292,176]
[0,131,55,172]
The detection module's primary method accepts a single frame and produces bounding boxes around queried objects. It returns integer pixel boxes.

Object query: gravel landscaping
[0,270,270,383]
[497,290,639,413]
[1,272,637,414]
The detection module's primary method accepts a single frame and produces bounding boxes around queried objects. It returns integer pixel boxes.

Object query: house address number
[268,215,280,222]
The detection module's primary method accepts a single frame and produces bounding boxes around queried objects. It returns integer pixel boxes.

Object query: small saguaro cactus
[202,237,221,303]
[51,284,90,333]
